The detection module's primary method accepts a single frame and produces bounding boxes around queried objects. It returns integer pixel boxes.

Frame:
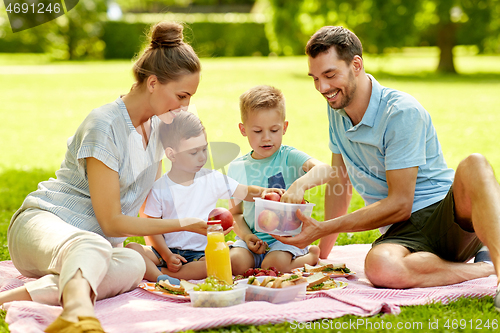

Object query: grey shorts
[230,237,308,268]
[372,187,482,262]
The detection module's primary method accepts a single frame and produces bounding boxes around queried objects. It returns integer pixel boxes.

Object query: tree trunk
[436,22,457,74]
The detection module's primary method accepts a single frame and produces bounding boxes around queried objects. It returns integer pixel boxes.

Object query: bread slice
[271,277,283,288]
[304,263,333,273]
[306,272,330,288]
[281,273,303,283]
[180,280,197,292]
[260,276,276,287]
[304,262,347,273]
[156,280,187,295]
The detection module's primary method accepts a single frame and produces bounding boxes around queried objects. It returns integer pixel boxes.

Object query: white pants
[7,209,146,306]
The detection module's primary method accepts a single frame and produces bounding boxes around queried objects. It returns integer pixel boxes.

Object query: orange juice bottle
[205,220,233,284]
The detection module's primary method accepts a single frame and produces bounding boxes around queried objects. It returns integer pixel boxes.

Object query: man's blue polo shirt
[327,74,454,233]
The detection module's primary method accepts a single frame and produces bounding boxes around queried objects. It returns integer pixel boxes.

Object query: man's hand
[165,253,187,273]
[272,209,323,249]
[244,234,268,254]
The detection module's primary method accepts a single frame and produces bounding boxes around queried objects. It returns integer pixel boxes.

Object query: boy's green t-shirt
[227,145,311,244]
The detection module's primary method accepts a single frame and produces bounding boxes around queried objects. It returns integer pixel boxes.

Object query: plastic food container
[236,276,307,303]
[187,284,247,307]
[254,198,315,236]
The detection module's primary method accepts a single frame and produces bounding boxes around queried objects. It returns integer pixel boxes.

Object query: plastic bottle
[205,220,233,284]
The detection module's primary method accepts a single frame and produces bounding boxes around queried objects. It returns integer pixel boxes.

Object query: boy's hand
[166,253,187,273]
[280,183,306,204]
[261,188,286,198]
[244,234,268,254]
[223,223,235,236]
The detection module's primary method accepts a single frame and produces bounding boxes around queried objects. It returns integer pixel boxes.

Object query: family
[1,20,499,333]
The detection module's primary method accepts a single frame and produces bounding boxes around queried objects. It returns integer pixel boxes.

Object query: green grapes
[193,276,234,291]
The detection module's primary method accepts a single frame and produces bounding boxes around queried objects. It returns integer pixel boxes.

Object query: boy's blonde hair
[159,111,205,150]
[239,85,286,123]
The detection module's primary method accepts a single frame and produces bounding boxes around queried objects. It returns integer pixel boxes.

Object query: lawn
[1,48,500,332]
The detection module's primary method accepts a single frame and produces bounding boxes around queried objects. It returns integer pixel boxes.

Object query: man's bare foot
[475,261,496,277]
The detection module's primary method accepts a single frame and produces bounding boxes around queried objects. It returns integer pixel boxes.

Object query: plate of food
[293,262,355,278]
[305,272,348,294]
[138,279,196,300]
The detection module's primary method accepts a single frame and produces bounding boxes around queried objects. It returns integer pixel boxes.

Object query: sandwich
[155,279,197,296]
[304,262,351,274]
[247,274,307,288]
[306,272,330,288]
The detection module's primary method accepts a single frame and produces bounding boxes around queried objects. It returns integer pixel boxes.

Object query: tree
[265,0,500,73]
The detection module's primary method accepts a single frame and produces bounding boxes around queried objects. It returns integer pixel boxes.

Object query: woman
[0,21,205,332]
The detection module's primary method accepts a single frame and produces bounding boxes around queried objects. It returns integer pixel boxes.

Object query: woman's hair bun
[151,21,184,49]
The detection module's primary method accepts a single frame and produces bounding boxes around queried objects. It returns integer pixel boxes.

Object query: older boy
[126,111,283,282]
[228,85,336,275]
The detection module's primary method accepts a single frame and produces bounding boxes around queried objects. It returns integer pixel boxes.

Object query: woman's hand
[165,253,187,273]
[244,234,268,254]
[179,218,208,235]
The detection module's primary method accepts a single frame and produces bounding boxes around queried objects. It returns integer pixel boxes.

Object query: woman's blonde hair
[133,21,201,85]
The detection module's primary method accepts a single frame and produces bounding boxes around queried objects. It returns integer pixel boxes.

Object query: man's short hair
[239,85,286,123]
[306,26,363,63]
[159,111,205,150]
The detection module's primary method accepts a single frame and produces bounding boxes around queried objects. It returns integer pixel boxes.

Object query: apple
[208,207,233,231]
[283,212,302,231]
[257,209,280,232]
[264,192,281,202]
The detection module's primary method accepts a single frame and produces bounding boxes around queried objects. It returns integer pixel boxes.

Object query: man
[274,26,500,309]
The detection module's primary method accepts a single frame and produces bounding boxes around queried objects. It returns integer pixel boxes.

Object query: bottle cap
[207,220,221,225]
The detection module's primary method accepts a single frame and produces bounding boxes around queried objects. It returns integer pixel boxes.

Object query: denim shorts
[151,246,205,269]
[230,237,308,268]
[372,187,482,262]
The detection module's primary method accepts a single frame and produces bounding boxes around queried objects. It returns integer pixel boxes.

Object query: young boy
[228,85,335,275]
[126,111,283,282]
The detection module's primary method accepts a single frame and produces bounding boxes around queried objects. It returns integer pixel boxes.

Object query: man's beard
[329,70,357,110]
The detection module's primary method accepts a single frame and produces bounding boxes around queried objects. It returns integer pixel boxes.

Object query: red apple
[208,207,233,231]
[283,212,302,231]
[257,209,280,232]
[264,192,281,202]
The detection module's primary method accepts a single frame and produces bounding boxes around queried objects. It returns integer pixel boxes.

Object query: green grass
[1,48,500,332]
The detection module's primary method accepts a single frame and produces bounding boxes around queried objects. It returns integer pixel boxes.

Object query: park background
[1,0,500,332]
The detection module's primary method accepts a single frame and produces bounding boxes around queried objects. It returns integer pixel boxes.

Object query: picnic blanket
[1,244,496,333]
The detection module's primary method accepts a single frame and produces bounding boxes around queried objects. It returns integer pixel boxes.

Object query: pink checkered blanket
[1,244,496,332]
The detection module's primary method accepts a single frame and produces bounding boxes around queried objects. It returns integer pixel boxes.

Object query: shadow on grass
[0,168,56,261]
